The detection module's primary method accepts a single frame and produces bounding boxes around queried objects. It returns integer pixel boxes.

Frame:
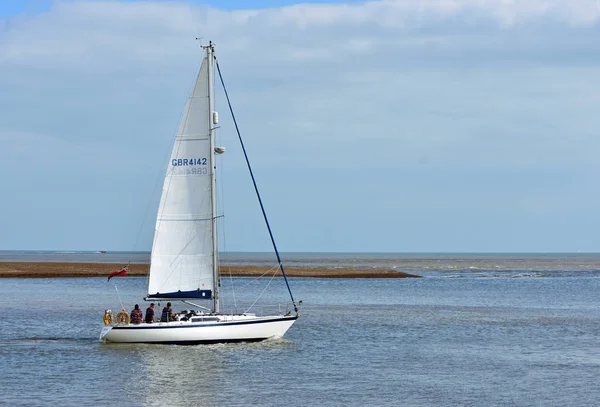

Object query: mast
[206,42,219,314]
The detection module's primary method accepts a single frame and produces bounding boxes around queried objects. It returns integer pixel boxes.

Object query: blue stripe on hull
[110,316,298,331]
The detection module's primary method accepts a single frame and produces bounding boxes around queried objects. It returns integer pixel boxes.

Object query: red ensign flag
[107,266,128,282]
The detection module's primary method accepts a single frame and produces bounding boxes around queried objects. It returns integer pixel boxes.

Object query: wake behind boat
[100,41,299,344]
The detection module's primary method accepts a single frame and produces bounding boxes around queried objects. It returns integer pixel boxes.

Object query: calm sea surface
[2,252,600,406]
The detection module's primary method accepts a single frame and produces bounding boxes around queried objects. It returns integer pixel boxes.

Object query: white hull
[99,314,297,344]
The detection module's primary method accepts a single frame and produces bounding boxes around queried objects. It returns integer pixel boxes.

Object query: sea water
[1,253,600,406]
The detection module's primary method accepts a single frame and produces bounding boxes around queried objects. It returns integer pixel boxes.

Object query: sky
[1,0,600,253]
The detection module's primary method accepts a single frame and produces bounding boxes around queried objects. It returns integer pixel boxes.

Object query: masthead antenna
[196,38,214,53]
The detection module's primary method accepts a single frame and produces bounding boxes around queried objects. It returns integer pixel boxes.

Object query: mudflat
[0,262,420,278]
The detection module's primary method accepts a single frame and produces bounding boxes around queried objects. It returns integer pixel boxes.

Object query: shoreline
[0,262,420,279]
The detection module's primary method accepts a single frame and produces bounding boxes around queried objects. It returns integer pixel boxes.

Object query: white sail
[147,55,214,300]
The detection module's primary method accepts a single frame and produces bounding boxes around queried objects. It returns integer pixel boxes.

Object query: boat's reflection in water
[101,335,295,405]
[137,344,226,406]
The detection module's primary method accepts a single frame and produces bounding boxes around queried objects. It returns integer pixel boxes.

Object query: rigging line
[220,222,239,310]
[213,88,239,310]
[182,300,211,312]
[244,268,278,314]
[234,264,281,290]
[215,58,298,313]
[218,215,240,312]
[114,285,125,311]
[216,141,238,310]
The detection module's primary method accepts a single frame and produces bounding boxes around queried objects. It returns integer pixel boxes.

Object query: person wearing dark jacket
[145,303,155,323]
[161,302,173,322]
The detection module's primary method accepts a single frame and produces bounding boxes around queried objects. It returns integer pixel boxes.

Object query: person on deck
[145,303,155,323]
[161,302,174,322]
[130,304,143,324]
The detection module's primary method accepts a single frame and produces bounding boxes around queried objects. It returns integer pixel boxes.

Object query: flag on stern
[107,266,128,282]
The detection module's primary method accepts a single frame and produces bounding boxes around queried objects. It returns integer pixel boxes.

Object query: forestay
[148,54,214,300]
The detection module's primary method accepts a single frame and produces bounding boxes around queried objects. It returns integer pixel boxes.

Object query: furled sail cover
[148,56,214,299]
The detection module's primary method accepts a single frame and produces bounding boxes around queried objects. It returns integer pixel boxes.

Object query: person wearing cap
[145,303,155,323]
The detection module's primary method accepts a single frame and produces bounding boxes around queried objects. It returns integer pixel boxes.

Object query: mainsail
[147,54,214,300]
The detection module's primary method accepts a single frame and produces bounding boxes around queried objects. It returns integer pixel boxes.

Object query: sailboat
[99,42,299,344]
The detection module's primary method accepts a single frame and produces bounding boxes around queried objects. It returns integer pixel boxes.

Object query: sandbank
[0,262,420,278]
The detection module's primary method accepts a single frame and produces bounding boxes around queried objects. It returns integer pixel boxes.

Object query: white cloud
[1,0,599,69]
[1,0,600,251]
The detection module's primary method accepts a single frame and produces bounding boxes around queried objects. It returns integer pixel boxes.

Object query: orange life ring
[103,310,114,326]
[116,310,130,325]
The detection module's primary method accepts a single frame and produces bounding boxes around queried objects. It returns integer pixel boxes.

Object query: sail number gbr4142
[171,157,208,175]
